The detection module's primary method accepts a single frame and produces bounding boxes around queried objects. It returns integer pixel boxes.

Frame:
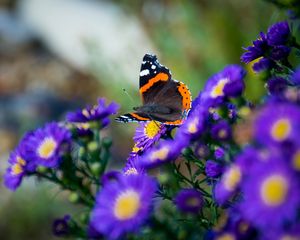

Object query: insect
[115,54,192,125]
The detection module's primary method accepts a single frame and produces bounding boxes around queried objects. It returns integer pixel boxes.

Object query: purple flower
[133,121,167,152]
[214,147,225,159]
[269,45,291,61]
[252,58,274,72]
[4,132,35,191]
[90,174,157,239]
[139,140,183,169]
[194,143,210,159]
[175,105,207,142]
[201,65,246,107]
[205,160,223,178]
[238,156,300,230]
[254,102,300,147]
[214,164,242,205]
[267,21,291,46]
[241,32,269,64]
[174,189,203,213]
[66,98,119,124]
[123,154,145,176]
[26,122,71,168]
[266,77,288,95]
[52,215,71,237]
[211,120,231,141]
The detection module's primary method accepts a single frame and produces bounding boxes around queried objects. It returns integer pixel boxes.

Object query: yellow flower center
[292,150,300,171]
[271,118,291,141]
[260,174,288,206]
[238,221,249,233]
[188,118,199,134]
[150,147,169,162]
[114,190,140,220]
[82,109,90,118]
[216,233,236,240]
[218,129,227,139]
[11,156,26,175]
[144,121,161,139]
[223,165,241,191]
[186,197,200,207]
[124,167,138,175]
[37,137,57,159]
[281,235,299,240]
[210,78,229,98]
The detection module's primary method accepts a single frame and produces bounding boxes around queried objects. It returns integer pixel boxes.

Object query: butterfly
[115,54,192,125]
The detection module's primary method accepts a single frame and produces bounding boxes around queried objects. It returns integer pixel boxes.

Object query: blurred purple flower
[66,98,119,125]
[90,174,157,239]
[52,215,71,237]
[267,21,291,46]
[211,120,232,141]
[205,160,223,178]
[174,189,204,213]
[4,132,35,191]
[239,156,300,230]
[201,65,246,107]
[254,102,300,147]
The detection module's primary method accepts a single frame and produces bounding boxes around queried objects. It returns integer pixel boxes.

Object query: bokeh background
[0,0,285,239]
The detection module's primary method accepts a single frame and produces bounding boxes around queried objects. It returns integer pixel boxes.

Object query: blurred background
[0,0,285,239]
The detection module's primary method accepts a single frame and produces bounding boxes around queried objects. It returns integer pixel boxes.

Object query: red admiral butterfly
[115,54,192,125]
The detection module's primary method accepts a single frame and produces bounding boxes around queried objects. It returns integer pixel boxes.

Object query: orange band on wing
[164,119,184,125]
[130,113,150,121]
[177,82,192,111]
[139,73,169,94]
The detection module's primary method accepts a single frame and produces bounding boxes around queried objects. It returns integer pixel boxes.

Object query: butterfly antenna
[122,88,135,105]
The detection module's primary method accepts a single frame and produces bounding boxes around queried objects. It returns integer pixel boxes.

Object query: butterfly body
[116,54,192,125]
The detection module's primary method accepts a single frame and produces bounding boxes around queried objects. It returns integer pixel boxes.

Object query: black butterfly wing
[139,54,192,125]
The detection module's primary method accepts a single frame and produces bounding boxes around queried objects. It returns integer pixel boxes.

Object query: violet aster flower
[4,132,35,191]
[241,28,291,72]
[241,32,269,64]
[26,122,71,168]
[254,102,300,147]
[90,174,157,239]
[52,215,71,237]
[211,120,232,141]
[123,154,145,176]
[200,65,246,107]
[194,143,210,159]
[252,57,274,72]
[66,98,119,124]
[174,189,204,213]
[205,160,223,178]
[267,21,291,46]
[139,140,184,169]
[133,121,167,152]
[238,155,300,230]
[269,45,291,61]
[214,163,242,205]
[175,105,208,142]
[214,147,225,159]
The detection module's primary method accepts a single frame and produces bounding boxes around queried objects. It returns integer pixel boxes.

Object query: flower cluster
[4,4,300,240]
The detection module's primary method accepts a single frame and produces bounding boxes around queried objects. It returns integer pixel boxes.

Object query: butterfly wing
[139,54,192,125]
[116,54,192,125]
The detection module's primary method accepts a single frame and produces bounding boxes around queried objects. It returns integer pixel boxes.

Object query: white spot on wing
[140,69,150,76]
[151,65,156,69]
